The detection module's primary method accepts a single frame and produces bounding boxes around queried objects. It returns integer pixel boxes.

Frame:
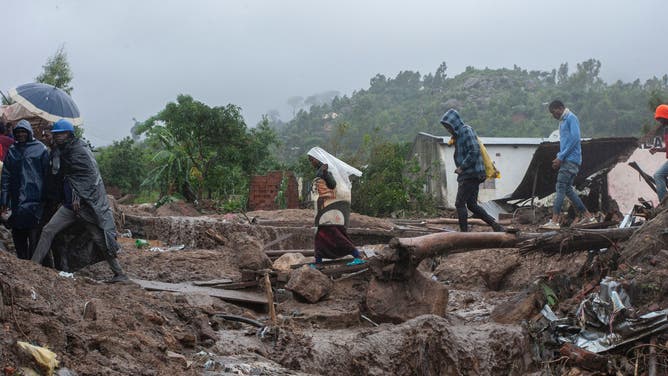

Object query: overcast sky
[2,0,666,146]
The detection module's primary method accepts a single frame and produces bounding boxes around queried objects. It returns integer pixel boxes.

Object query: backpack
[477,137,500,180]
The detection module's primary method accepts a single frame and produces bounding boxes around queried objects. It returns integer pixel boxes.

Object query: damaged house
[410,132,638,212]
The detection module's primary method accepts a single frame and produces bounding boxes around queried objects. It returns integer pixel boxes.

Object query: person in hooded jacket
[30,119,128,283]
[0,119,50,259]
[440,109,505,233]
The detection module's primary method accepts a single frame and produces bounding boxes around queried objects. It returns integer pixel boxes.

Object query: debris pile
[0,202,666,375]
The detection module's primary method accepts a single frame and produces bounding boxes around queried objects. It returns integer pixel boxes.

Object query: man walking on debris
[540,100,596,230]
[0,120,50,260]
[650,104,668,204]
[30,119,128,283]
[307,147,366,267]
[440,109,505,232]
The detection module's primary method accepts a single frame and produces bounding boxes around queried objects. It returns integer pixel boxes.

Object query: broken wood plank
[628,161,657,193]
[205,229,226,244]
[192,278,234,286]
[264,273,277,325]
[320,263,369,277]
[131,278,267,305]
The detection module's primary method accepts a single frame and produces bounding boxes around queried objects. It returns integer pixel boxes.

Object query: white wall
[441,143,538,207]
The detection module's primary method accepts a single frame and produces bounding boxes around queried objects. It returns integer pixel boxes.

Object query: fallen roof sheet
[504,137,638,200]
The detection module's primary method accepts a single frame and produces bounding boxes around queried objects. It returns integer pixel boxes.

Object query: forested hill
[270,59,668,163]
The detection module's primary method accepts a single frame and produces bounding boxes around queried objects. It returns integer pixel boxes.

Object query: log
[425,218,512,226]
[385,227,638,279]
[517,227,637,254]
[389,231,526,266]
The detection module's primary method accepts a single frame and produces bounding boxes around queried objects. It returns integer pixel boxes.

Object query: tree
[352,142,436,217]
[137,94,277,203]
[96,137,150,196]
[35,46,74,94]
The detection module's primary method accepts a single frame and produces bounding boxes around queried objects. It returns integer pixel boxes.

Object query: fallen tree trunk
[382,227,638,280]
[389,232,525,267]
[517,227,637,254]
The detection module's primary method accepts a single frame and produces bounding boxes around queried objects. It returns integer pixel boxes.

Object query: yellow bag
[477,137,500,180]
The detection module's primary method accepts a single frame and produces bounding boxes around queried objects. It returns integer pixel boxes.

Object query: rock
[559,343,607,371]
[366,272,448,323]
[490,288,541,324]
[197,317,217,342]
[272,253,306,271]
[229,232,272,270]
[479,259,521,291]
[83,300,97,321]
[177,332,197,348]
[285,266,332,303]
[55,368,79,376]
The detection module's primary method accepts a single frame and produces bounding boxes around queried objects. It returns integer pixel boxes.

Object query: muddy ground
[1,202,667,375]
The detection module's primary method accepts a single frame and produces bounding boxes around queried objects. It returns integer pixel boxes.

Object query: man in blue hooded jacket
[0,120,50,259]
[440,109,504,232]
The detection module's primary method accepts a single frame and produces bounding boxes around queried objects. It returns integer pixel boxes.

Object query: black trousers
[31,206,125,276]
[12,228,40,260]
[455,178,500,232]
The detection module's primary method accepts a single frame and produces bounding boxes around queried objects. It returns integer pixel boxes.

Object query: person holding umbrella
[0,120,50,260]
[31,119,128,283]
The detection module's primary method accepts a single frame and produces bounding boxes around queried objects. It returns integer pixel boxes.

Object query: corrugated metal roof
[506,137,639,200]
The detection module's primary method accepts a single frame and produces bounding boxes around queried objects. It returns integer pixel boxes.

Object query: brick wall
[247,171,299,210]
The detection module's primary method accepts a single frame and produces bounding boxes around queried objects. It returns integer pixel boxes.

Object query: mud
[1,204,666,375]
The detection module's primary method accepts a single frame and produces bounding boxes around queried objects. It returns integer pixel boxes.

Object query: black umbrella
[8,82,82,126]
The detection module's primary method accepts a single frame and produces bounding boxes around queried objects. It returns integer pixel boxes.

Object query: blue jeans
[654,160,668,202]
[554,161,587,215]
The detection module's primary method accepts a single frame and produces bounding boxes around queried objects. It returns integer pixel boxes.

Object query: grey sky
[2,0,666,146]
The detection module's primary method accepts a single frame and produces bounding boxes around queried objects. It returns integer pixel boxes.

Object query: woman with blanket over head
[307,147,366,267]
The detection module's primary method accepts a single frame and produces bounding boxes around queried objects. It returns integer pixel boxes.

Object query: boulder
[285,266,332,303]
[229,232,272,270]
[366,272,448,323]
[272,253,306,272]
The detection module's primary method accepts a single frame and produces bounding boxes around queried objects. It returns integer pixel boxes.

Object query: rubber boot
[106,257,129,283]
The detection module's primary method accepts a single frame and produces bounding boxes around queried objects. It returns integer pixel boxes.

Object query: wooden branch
[517,227,637,254]
[264,273,276,325]
[426,218,512,226]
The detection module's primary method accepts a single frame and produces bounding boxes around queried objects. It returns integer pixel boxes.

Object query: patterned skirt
[314,225,356,260]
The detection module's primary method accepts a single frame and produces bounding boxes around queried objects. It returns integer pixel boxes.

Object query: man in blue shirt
[540,100,595,230]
